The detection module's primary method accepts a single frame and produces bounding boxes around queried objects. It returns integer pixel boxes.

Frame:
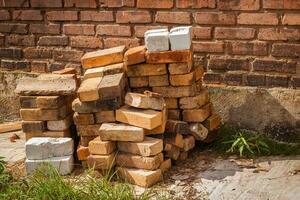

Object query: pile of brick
[15,70,78,174]
[74,46,127,167]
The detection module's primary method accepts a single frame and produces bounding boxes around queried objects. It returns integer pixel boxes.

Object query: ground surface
[1,131,300,200]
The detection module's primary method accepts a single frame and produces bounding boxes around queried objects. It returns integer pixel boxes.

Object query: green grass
[0,162,169,200]
[210,124,300,157]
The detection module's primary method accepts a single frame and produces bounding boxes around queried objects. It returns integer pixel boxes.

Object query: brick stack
[74,46,127,167]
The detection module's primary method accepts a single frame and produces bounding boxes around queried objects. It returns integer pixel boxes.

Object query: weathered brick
[29,24,60,35]
[137,0,173,8]
[100,0,135,7]
[0,0,29,7]
[6,35,35,46]
[253,59,296,73]
[63,24,95,35]
[13,10,42,21]
[194,12,235,25]
[1,60,14,71]
[0,48,22,58]
[104,38,140,48]
[283,14,300,25]
[228,41,268,56]
[31,61,48,73]
[193,41,224,53]
[97,25,131,36]
[134,25,168,38]
[156,11,191,24]
[203,72,223,84]
[263,0,300,9]
[81,11,114,22]
[266,75,289,87]
[38,36,68,46]
[47,11,78,21]
[192,27,211,39]
[291,76,300,88]
[70,36,102,49]
[176,0,216,8]
[271,43,300,58]
[258,28,300,41]
[0,10,10,20]
[31,0,62,7]
[116,11,152,23]
[215,28,255,40]
[48,63,65,72]
[0,23,27,34]
[224,72,244,85]
[0,34,3,45]
[246,73,265,86]
[219,0,260,10]
[53,49,84,62]
[129,77,149,88]
[24,47,52,59]
[209,56,250,71]
[1,60,30,71]
[65,0,97,7]
[238,13,278,25]
[149,75,169,87]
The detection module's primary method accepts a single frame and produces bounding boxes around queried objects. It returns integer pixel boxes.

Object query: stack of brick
[74,46,127,166]
[96,91,168,188]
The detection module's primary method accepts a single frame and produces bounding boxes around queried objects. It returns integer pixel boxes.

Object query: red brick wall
[0,0,299,88]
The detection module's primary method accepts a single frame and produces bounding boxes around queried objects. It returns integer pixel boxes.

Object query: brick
[13,10,42,21]
[224,72,244,85]
[263,0,300,9]
[178,151,188,161]
[29,24,60,35]
[146,50,192,64]
[1,60,30,71]
[134,25,168,38]
[24,47,52,59]
[70,36,102,49]
[179,89,209,109]
[219,0,260,10]
[81,45,125,69]
[283,14,300,25]
[0,0,29,7]
[72,98,122,113]
[53,49,83,62]
[164,144,180,160]
[87,153,115,170]
[48,63,65,72]
[156,11,191,24]
[153,84,200,98]
[96,25,131,36]
[78,77,102,102]
[137,0,173,8]
[84,63,124,79]
[144,106,167,135]
[20,96,37,108]
[104,38,140,49]
[47,115,73,131]
[246,73,266,86]
[228,41,268,56]
[22,121,45,133]
[0,48,22,58]
[182,103,211,122]
[189,123,208,141]
[182,135,195,151]
[73,112,95,125]
[194,12,235,25]
[6,35,35,46]
[192,27,212,39]
[160,159,171,173]
[117,152,163,170]
[116,105,163,130]
[36,96,67,109]
[292,76,300,88]
[258,28,300,41]
[169,26,192,51]
[116,11,152,23]
[65,0,97,7]
[271,44,300,58]
[52,68,77,75]
[145,29,169,52]
[0,23,27,34]
[100,0,135,7]
[31,0,62,7]
[253,59,296,73]
[165,98,178,109]
[129,77,149,88]
[20,106,68,121]
[80,11,114,22]
[193,41,224,53]
[38,36,68,46]
[127,63,167,77]
[168,62,193,75]
[77,124,101,136]
[176,0,216,8]
[215,28,255,40]
[63,24,94,35]
[209,56,250,71]
[94,110,116,123]
[80,136,97,146]
[117,167,161,188]
[99,73,125,100]
[149,75,169,87]
[203,113,221,131]
[165,120,191,135]
[168,109,181,120]
[170,72,195,86]
[238,13,278,25]
[266,75,289,87]
[88,136,116,155]
[47,11,78,21]
[77,145,90,161]
[203,72,223,84]
[0,10,10,20]
[125,92,165,111]
[99,123,144,142]
[124,46,146,66]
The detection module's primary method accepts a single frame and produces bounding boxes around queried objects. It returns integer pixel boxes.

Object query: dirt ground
[1,131,300,200]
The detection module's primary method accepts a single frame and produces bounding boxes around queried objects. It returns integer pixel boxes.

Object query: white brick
[169,26,192,51]
[145,29,169,52]
[47,115,73,131]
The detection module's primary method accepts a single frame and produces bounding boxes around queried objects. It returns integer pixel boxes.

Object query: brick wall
[0,0,299,88]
